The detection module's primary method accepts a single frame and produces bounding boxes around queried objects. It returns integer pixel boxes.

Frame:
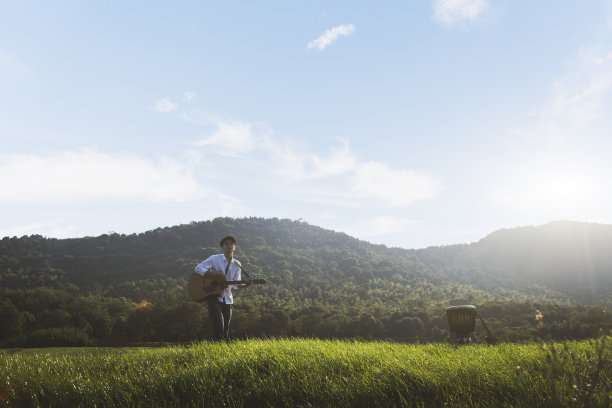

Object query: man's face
[221,240,235,254]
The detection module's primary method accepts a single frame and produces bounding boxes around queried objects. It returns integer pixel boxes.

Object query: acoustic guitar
[187,270,265,303]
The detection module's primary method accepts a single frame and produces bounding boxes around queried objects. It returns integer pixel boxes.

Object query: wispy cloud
[350,162,442,206]
[154,98,178,113]
[263,138,357,182]
[307,140,357,179]
[194,117,257,155]
[527,46,612,144]
[308,24,356,51]
[0,149,204,203]
[193,117,442,207]
[217,193,247,216]
[433,0,488,26]
[493,34,612,222]
[182,91,197,102]
[154,91,196,113]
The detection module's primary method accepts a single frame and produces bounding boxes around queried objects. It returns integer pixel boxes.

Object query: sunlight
[534,171,593,205]
[494,162,606,218]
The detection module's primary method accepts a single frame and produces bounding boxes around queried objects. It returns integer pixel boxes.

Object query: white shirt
[194,254,242,304]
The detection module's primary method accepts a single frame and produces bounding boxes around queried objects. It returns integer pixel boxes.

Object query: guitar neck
[225,279,265,285]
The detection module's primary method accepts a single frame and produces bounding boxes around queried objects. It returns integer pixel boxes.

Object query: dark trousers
[207,299,232,341]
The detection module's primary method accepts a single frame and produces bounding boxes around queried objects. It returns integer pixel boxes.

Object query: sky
[2,0,612,249]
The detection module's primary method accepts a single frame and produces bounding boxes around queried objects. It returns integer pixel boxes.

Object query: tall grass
[1,337,611,407]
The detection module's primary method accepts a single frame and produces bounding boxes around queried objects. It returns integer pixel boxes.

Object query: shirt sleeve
[194,255,216,276]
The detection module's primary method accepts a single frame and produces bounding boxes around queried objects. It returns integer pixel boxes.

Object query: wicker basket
[446,305,497,344]
[446,305,477,337]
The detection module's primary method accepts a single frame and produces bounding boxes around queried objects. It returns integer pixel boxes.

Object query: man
[194,235,250,341]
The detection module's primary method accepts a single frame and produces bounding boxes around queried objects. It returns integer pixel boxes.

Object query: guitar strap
[226,258,251,279]
[237,263,250,279]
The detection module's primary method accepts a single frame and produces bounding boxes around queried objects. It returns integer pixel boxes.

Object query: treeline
[1,286,610,347]
[1,217,611,347]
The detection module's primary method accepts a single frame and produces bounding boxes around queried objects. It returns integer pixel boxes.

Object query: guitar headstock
[249,278,265,285]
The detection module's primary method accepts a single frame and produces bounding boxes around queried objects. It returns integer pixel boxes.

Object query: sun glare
[535,172,591,203]
[495,163,606,218]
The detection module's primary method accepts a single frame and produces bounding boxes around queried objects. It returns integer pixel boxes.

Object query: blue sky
[2,0,612,249]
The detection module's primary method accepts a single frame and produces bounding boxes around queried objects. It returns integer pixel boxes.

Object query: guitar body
[187,271,265,303]
[187,271,225,303]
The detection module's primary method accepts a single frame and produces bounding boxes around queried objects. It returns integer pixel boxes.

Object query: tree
[0,301,23,343]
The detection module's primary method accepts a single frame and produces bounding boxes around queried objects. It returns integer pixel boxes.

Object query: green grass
[1,337,611,407]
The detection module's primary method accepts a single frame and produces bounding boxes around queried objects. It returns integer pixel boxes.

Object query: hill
[1,217,611,346]
[414,220,612,305]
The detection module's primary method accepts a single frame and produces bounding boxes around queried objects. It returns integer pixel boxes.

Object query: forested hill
[1,217,611,347]
[0,217,431,293]
[414,220,612,305]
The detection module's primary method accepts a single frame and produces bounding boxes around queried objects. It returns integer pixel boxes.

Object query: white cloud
[308,24,356,51]
[154,98,178,113]
[217,193,247,216]
[265,138,357,181]
[529,47,612,144]
[195,118,256,155]
[190,117,442,207]
[350,161,443,206]
[154,92,197,113]
[261,136,441,206]
[182,91,197,102]
[265,138,309,181]
[433,0,488,26]
[0,149,204,203]
[307,140,357,179]
[267,140,442,206]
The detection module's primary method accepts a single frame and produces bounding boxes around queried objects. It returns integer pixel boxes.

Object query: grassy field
[1,337,611,407]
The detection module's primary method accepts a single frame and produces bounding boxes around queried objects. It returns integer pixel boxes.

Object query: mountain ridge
[2,217,611,304]
[414,220,612,305]
[1,217,611,346]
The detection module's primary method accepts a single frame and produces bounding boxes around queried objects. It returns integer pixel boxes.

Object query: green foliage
[1,337,611,407]
[419,220,612,305]
[1,218,612,346]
